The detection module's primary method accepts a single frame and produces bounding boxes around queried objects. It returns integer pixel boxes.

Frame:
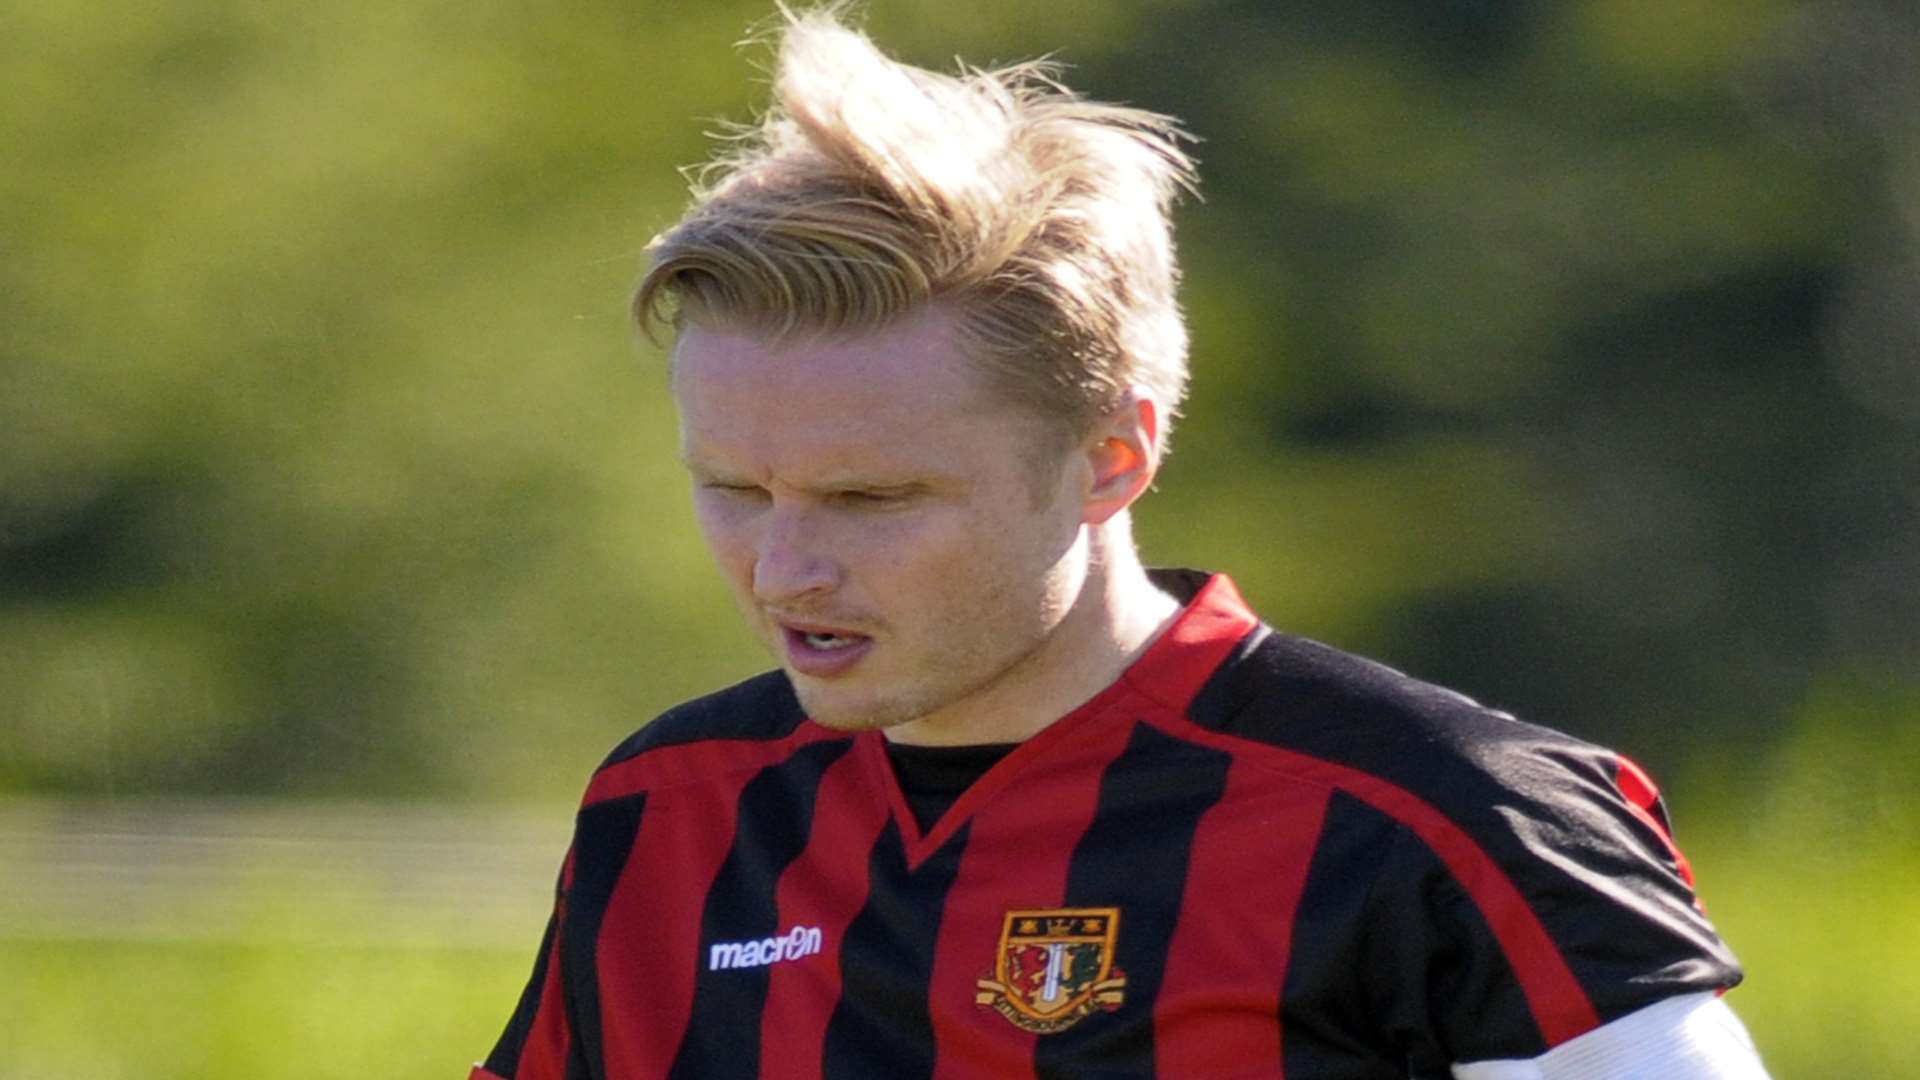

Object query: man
[475,8,1768,1078]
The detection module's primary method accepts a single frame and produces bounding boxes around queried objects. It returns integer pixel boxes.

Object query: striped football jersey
[474,570,1741,1079]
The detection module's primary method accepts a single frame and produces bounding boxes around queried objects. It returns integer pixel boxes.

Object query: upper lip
[772,615,873,639]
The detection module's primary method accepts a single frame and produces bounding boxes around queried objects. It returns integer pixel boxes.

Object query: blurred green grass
[0,938,526,1079]
[1699,853,1920,1075]
[1682,674,1920,1075]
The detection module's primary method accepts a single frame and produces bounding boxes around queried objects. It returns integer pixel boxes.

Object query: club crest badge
[975,907,1126,1033]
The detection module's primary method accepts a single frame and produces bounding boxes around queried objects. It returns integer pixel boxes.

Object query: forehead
[671,308,1031,475]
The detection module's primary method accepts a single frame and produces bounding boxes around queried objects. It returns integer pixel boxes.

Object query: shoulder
[1188,627,1624,823]
[603,669,805,762]
[1186,626,1741,1043]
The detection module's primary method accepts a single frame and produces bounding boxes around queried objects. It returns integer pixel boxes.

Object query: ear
[1081,389,1164,526]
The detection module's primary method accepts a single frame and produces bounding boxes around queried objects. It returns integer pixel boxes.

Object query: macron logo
[708,925,825,971]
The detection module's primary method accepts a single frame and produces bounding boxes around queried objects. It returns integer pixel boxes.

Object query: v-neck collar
[843,571,1259,869]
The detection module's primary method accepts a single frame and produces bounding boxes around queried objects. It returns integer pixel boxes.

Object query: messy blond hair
[633,6,1197,447]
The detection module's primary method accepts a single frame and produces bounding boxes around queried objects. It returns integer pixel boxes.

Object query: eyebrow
[677,453,747,482]
[677,445,735,471]
[677,444,965,494]
[680,459,946,497]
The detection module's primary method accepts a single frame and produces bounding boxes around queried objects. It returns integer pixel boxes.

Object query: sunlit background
[3,1,1916,1076]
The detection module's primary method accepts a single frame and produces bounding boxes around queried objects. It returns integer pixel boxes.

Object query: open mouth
[778,621,876,676]
[800,631,865,651]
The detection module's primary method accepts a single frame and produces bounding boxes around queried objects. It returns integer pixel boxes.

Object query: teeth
[804,632,856,650]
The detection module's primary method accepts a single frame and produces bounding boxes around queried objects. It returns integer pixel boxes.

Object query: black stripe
[1280,791,1436,1079]
[482,901,561,1077]
[1034,722,1232,1080]
[1282,791,1540,1075]
[562,793,647,1080]
[668,738,854,1080]
[560,791,652,1076]
[1185,623,1271,730]
[602,671,805,767]
[821,820,969,1080]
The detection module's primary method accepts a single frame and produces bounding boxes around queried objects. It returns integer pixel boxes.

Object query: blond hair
[633,6,1197,446]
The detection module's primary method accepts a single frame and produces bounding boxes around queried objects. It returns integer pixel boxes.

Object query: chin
[790,682,925,734]
[804,712,895,734]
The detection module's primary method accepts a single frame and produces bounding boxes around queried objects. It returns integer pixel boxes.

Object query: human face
[672,306,1095,740]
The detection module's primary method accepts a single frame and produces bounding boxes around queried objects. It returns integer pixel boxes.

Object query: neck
[884,518,1181,747]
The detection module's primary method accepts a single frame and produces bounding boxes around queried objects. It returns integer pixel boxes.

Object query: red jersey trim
[469,1068,508,1080]
[854,571,1260,869]
[1152,714,1605,1048]
[1613,754,1699,891]
[1124,573,1262,713]
[856,685,1141,871]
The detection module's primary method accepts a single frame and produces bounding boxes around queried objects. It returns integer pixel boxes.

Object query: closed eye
[832,487,920,508]
[699,481,769,499]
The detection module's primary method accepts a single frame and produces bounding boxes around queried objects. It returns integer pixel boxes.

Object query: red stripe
[757,747,895,1080]
[583,724,849,806]
[923,706,1141,1080]
[1156,717,1603,1047]
[593,763,758,1075]
[469,1068,510,1080]
[1154,762,1331,1077]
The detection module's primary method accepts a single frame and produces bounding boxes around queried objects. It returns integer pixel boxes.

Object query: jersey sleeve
[1451,992,1770,1078]
[1353,747,1744,1071]
[474,851,583,1080]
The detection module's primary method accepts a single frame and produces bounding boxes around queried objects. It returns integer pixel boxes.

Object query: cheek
[691,501,755,578]
[884,513,1021,600]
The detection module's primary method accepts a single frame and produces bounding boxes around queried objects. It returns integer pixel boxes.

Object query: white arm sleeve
[1451,993,1769,1080]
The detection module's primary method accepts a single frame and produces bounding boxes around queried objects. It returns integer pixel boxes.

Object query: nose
[751,504,840,605]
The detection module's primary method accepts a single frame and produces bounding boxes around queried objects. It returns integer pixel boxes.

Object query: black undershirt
[882,740,1020,834]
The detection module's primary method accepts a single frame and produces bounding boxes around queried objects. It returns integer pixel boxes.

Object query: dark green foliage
[2,0,1913,802]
